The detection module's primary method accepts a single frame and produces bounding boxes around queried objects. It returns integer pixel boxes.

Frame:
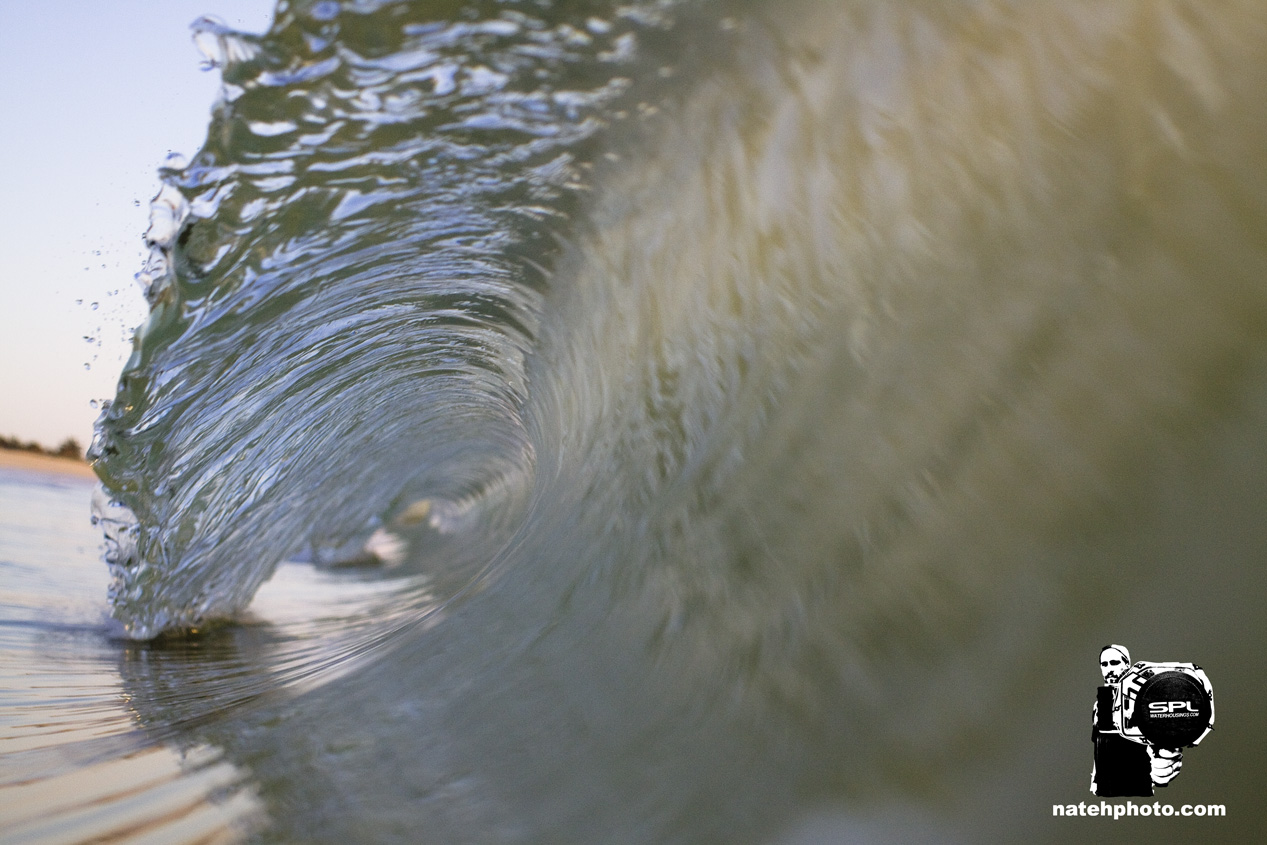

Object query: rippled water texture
[0,467,257,842]
[22,0,1267,841]
[93,0,722,637]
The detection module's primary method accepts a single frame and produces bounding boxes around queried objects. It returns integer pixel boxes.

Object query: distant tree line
[0,435,83,460]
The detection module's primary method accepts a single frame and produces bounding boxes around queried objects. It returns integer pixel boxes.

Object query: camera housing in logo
[1122,666,1214,749]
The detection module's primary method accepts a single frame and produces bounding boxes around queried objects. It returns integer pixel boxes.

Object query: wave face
[91,0,1267,841]
[92,0,726,638]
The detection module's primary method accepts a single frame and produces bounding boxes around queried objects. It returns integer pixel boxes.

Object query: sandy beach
[0,449,98,480]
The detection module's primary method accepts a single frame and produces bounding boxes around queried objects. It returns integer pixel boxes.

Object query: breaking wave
[87,1,1267,841]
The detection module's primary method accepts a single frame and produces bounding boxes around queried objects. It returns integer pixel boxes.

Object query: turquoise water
[8,0,1267,842]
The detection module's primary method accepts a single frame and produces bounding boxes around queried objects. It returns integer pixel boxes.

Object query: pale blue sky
[0,0,274,448]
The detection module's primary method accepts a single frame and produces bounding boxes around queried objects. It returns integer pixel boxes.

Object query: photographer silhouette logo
[1091,645,1215,797]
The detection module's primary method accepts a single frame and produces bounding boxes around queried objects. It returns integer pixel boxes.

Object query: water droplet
[91,302,99,310]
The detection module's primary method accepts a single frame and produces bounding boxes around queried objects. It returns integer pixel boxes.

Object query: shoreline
[0,449,98,480]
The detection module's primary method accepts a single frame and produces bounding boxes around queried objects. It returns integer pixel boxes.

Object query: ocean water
[6,0,1267,842]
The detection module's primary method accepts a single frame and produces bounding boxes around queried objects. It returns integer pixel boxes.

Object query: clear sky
[0,0,274,450]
